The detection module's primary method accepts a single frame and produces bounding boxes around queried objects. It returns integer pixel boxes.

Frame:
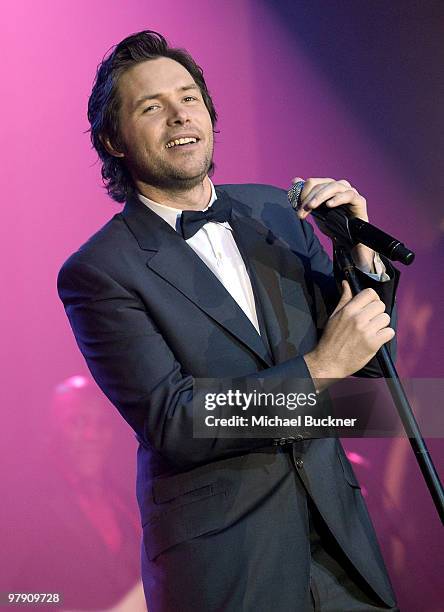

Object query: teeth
[166,137,198,148]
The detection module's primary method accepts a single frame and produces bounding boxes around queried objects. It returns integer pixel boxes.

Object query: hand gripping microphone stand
[288,182,444,524]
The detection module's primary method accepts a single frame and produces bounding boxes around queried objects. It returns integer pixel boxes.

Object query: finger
[368,311,391,332]
[345,288,381,312]
[299,178,334,203]
[331,280,353,315]
[338,179,351,188]
[301,182,350,212]
[362,299,386,322]
[324,189,365,209]
[297,181,337,219]
[375,327,396,345]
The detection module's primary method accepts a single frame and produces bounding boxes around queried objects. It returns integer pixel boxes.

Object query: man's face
[113,57,214,192]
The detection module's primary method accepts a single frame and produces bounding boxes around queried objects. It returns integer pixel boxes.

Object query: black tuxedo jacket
[58,184,398,611]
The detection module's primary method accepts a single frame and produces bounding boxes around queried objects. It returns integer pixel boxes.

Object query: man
[58,30,399,611]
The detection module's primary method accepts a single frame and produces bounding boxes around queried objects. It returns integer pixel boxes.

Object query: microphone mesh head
[287,181,305,209]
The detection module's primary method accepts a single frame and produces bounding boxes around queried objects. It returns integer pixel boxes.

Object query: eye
[183,96,198,102]
[143,104,160,114]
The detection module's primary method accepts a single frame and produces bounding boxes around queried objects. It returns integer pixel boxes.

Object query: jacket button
[295,458,304,469]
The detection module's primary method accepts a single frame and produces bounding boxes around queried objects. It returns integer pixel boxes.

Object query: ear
[100,134,125,158]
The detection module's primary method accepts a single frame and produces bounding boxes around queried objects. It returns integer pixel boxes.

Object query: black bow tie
[179,196,232,240]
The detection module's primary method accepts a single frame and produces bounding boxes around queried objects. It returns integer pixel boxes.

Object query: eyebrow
[134,84,200,110]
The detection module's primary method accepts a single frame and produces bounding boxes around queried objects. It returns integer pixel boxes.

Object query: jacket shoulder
[216,183,290,210]
[217,182,311,247]
[57,213,130,282]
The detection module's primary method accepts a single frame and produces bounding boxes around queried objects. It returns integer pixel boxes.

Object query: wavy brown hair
[87,30,218,203]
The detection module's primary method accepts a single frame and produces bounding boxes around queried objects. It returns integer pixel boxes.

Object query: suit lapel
[122,195,273,367]
[221,189,314,365]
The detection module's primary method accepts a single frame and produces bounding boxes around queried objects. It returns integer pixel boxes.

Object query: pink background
[1,1,443,610]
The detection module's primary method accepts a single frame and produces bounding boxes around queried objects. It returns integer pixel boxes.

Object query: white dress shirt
[138,181,388,339]
[138,182,261,334]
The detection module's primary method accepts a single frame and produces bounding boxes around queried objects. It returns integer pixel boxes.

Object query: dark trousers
[306,497,399,612]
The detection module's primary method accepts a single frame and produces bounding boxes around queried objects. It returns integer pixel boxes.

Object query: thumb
[331,280,353,315]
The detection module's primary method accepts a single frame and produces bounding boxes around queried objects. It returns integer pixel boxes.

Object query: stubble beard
[130,138,214,194]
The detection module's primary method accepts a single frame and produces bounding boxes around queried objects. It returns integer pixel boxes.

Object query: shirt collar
[137,180,217,231]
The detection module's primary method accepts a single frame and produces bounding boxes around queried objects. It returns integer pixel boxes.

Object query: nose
[166,100,190,126]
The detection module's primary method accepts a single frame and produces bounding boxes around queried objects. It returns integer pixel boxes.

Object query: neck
[136,176,212,211]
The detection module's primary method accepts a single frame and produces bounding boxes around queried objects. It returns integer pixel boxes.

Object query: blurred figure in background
[4,375,147,611]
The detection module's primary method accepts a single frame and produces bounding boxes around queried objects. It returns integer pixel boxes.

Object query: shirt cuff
[356,253,390,282]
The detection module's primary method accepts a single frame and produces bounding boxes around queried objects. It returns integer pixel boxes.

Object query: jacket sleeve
[58,258,315,469]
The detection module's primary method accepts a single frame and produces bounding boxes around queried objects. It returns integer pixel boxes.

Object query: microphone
[288,181,415,265]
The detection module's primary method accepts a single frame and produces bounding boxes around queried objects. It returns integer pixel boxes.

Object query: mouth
[165,136,200,149]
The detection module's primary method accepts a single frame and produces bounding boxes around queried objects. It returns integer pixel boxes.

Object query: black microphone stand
[335,245,444,524]
[288,181,443,522]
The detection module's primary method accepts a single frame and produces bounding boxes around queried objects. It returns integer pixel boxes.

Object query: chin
[167,164,211,186]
